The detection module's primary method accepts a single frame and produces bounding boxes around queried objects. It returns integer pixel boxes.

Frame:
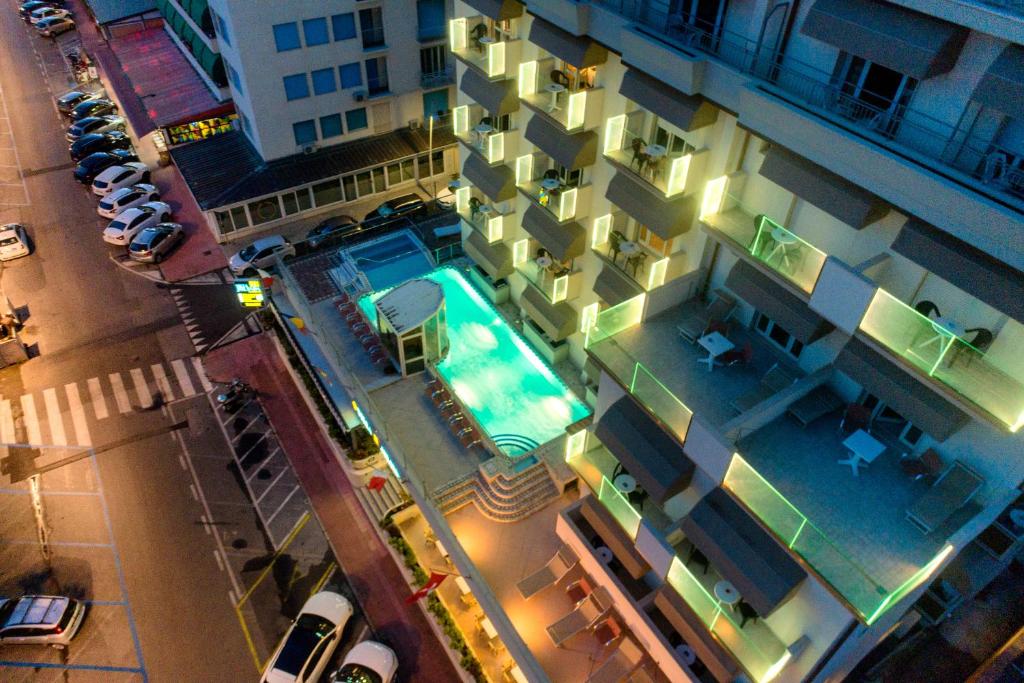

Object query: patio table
[545,82,566,112]
[714,580,740,606]
[613,473,637,494]
[838,429,886,476]
[675,644,696,666]
[767,226,799,270]
[539,178,561,191]
[595,546,613,564]
[918,316,966,354]
[697,331,735,371]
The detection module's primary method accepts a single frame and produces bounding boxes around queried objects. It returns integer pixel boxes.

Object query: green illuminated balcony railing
[748,215,826,294]
[585,296,694,444]
[860,290,1024,431]
[598,476,642,539]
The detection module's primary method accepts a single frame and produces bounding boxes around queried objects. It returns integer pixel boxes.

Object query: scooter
[216,379,253,412]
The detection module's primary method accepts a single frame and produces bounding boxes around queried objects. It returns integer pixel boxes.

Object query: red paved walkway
[205,334,460,683]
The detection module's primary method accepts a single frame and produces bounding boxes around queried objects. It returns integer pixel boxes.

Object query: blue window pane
[311,68,336,96]
[215,14,231,46]
[293,120,317,145]
[272,23,300,52]
[331,13,356,41]
[303,18,329,47]
[227,63,243,95]
[320,114,343,139]
[422,89,449,119]
[345,108,368,132]
[283,74,310,101]
[339,62,362,89]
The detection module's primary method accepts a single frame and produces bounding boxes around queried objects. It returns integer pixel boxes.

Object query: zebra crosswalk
[1,357,213,448]
[170,288,209,352]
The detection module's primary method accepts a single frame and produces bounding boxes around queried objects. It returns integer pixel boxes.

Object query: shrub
[350,424,380,460]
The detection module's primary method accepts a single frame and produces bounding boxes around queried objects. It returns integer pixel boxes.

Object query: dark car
[69,131,131,161]
[19,1,59,19]
[306,214,357,248]
[362,193,427,227]
[70,98,116,121]
[73,149,137,185]
[56,89,100,116]
[66,114,126,142]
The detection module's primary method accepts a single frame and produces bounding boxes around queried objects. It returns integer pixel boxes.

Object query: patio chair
[546,587,612,647]
[899,448,944,482]
[786,385,844,426]
[720,341,753,367]
[585,637,645,683]
[516,544,579,599]
[729,363,797,413]
[737,600,759,628]
[566,577,591,604]
[906,461,984,534]
[677,290,737,343]
[839,403,872,436]
[609,230,625,264]
[593,616,623,648]
[685,544,709,575]
[950,327,993,368]
[914,300,941,319]
[550,69,571,88]
[630,137,647,170]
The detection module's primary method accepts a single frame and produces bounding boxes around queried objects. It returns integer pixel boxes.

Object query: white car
[228,235,295,276]
[97,183,159,218]
[91,162,149,196]
[261,591,353,683]
[30,7,70,24]
[331,641,398,683]
[35,16,75,37]
[0,224,30,261]
[102,202,171,246]
[0,595,86,648]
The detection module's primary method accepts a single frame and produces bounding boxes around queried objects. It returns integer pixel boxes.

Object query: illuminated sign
[234,279,264,308]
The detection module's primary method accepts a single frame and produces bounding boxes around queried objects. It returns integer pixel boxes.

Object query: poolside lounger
[729,363,796,413]
[586,638,645,683]
[906,461,984,534]
[546,587,612,647]
[786,385,844,426]
[516,544,579,599]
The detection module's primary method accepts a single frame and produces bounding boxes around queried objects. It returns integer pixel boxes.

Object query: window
[754,313,803,359]
[239,112,251,136]
[311,68,336,95]
[356,170,373,196]
[346,108,368,131]
[372,167,385,191]
[835,54,917,137]
[215,205,250,234]
[273,22,300,52]
[365,57,389,95]
[671,0,729,44]
[312,179,343,206]
[342,175,356,200]
[339,62,362,89]
[248,197,282,225]
[293,120,317,146]
[420,44,446,77]
[416,0,446,41]
[320,113,343,138]
[282,189,312,215]
[283,74,310,101]
[359,7,384,49]
[422,89,449,119]
[226,62,243,94]
[331,13,356,40]
[302,17,329,46]
[214,12,231,45]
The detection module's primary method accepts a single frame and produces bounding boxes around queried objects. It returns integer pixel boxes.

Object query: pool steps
[433,457,561,522]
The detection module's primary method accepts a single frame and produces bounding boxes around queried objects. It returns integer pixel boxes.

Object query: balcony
[455,186,513,244]
[421,67,454,89]
[515,157,591,224]
[453,107,517,166]
[603,117,708,199]
[517,256,583,305]
[519,58,603,132]
[591,219,688,295]
[449,17,520,80]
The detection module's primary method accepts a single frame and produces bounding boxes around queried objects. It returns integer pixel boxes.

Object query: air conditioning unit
[302,144,317,155]
[408,119,421,130]
[353,90,366,102]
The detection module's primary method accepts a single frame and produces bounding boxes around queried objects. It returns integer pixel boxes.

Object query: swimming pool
[345,230,434,290]
[359,267,591,455]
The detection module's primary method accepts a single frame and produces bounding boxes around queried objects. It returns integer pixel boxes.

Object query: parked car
[261,591,353,683]
[70,98,116,121]
[35,16,75,37]
[0,595,85,647]
[102,202,171,246]
[66,115,125,142]
[306,214,357,248]
[363,193,426,226]
[128,223,183,263]
[56,89,102,116]
[69,131,131,161]
[91,162,149,196]
[72,150,137,185]
[330,641,398,683]
[29,6,69,24]
[19,1,58,19]
[229,235,295,276]
[97,183,159,218]
[0,224,30,261]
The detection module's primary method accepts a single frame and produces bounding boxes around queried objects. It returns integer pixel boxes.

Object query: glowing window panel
[647,257,668,290]
[515,154,533,186]
[592,214,611,248]
[558,187,577,221]
[552,274,568,303]
[701,175,728,219]
[566,91,586,130]
[487,41,505,78]
[513,238,529,266]
[455,185,470,213]
[603,115,626,155]
[666,154,690,197]
[453,104,469,135]
[518,61,537,98]
[487,131,504,163]
[486,215,502,243]
[580,302,598,333]
[449,18,466,52]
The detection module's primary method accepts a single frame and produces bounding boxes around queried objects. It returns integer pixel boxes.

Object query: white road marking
[178,454,187,471]
[129,368,150,409]
[213,550,224,571]
[87,377,108,419]
[64,383,91,446]
[151,364,174,401]
[109,373,132,413]
[20,394,41,445]
[0,399,13,443]
[189,483,198,501]
[0,83,29,206]
[42,388,66,446]
[171,359,195,397]
[228,590,237,606]
[192,357,213,392]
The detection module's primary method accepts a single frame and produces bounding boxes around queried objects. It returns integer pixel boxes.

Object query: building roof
[376,279,444,334]
[86,0,158,24]
[171,126,457,210]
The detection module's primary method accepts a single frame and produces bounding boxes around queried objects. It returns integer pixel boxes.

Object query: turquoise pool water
[359,267,591,453]
[346,230,434,290]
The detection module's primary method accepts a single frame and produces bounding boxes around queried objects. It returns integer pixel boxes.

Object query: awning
[463,0,522,20]
[520,284,577,341]
[836,337,970,441]
[725,260,834,344]
[462,153,517,202]
[521,205,586,261]
[973,45,1024,121]
[460,69,519,115]
[891,219,1024,324]
[801,0,968,79]
[528,17,607,68]
[680,488,806,616]
[594,396,695,505]
[759,146,888,229]
[524,116,597,171]
[619,68,718,132]
[578,497,650,579]
[605,172,696,240]
[652,587,740,683]
[593,264,644,306]
[464,229,513,280]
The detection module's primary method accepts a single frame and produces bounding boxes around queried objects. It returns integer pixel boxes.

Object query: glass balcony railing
[518,59,599,132]
[859,290,1024,431]
[452,105,515,164]
[585,296,694,443]
[449,18,518,79]
[603,116,702,198]
[517,258,577,303]
[598,476,642,538]
[454,186,509,244]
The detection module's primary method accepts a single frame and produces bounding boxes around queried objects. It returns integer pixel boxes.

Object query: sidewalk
[204,334,461,682]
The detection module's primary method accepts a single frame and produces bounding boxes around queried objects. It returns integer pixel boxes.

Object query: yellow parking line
[235,603,263,673]
[236,512,311,606]
[311,562,338,596]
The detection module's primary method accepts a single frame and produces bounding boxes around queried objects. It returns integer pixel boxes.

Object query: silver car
[0,595,86,648]
[128,223,184,263]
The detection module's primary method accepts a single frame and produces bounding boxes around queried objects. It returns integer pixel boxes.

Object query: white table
[697,331,735,371]
[714,580,740,606]
[473,122,493,148]
[477,204,493,217]
[643,144,667,158]
[919,316,966,354]
[545,82,566,112]
[613,473,637,494]
[619,240,641,256]
[767,226,799,270]
[838,429,886,476]
[539,178,561,191]
[479,615,498,640]
[675,644,696,667]
[535,255,553,269]
[595,546,613,563]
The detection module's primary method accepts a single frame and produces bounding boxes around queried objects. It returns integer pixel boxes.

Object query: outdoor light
[591,214,611,248]
[515,154,533,186]
[566,91,586,130]
[603,115,625,155]
[518,61,537,99]
[666,154,690,197]
[449,18,466,52]
[701,175,728,219]
[487,41,505,78]
[453,105,469,135]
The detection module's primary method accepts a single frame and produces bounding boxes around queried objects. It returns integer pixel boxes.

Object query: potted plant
[348,425,381,469]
